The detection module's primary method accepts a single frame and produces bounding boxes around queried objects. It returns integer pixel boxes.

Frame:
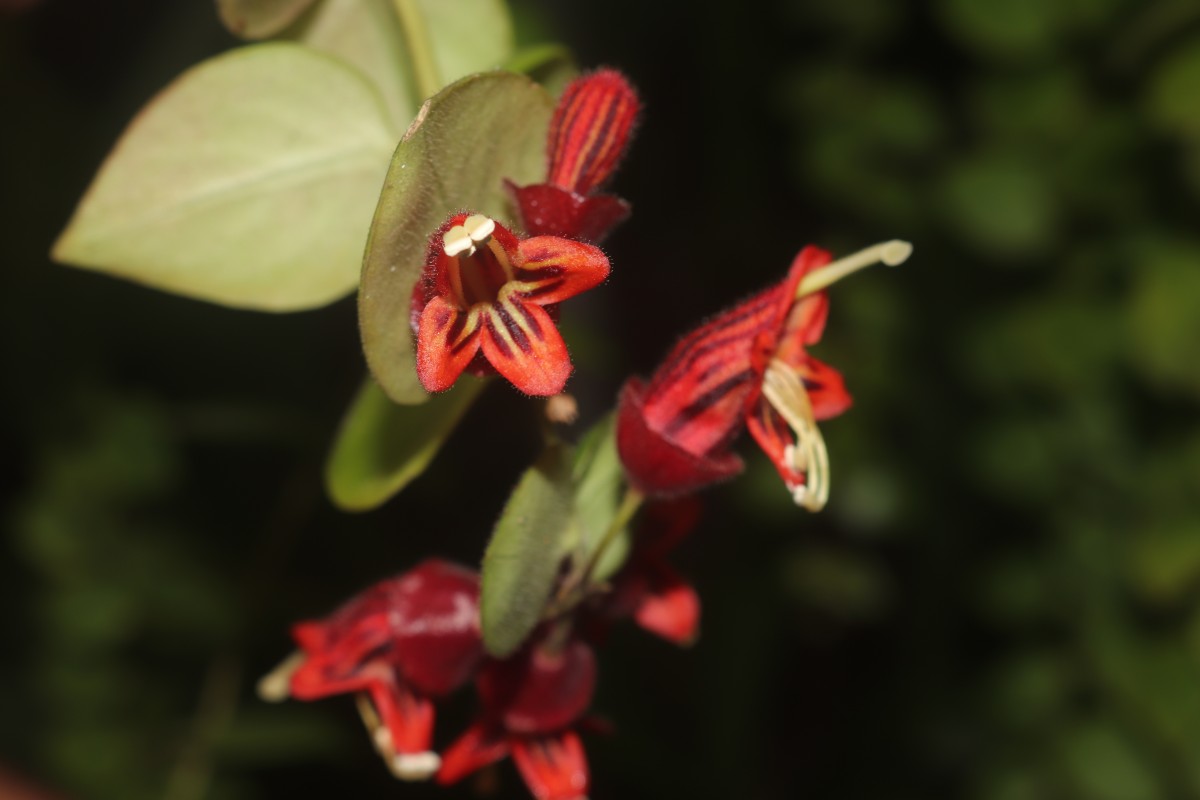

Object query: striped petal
[546,69,640,195]
[480,298,571,396]
[511,731,590,800]
[640,285,783,455]
[616,377,744,497]
[513,236,611,306]
[416,295,481,393]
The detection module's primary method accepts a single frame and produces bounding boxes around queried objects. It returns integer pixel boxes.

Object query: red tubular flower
[262,559,482,781]
[616,241,911,509]
[414,212,610,396]
[506,69,640,242]
[437,637,596,800]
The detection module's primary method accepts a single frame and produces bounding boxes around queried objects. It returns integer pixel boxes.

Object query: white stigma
[761,360,830,512]
[796,239,912,299]
[255,651,306,702]
[390,751,442,782]
[442,214,496,257]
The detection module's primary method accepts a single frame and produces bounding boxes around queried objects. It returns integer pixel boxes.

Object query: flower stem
[579,486,644,585]
[795,240,912,299]
[391,0,443,100]
[549,487,644,616]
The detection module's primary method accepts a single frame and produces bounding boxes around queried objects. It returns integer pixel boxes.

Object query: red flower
[616,241,910,508]
[590,497,703,646]
[263,560,482,781]
[438,637,597,800]
[506,69,640,243]
[414,212,610,396]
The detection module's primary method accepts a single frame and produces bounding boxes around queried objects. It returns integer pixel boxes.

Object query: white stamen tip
[463,213,495,243]
[255,651,306,702]
[373,726,393,752]
[443,215,496,258]
[880,239,913,266]
[391,751,441,781]
[796,238,912,298]
[443,225,475,257]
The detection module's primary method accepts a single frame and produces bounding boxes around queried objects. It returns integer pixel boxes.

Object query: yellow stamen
[796,240,912,299]
[761,359,830,511]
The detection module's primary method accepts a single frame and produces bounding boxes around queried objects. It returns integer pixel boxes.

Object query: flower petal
[480,298,571,396]
[616,377,744,497]
[512,235,610,305]
[368,680,436,757]
[546,69,639,195]
[289,655,390,699]
[511,731,590,800]
[436,721,511,786]
[796,354,853,421]
[633,562,700,646]
[506,180,631,242]
[417,295,481,393]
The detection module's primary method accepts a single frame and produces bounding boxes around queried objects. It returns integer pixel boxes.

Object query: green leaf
[480,443,575,657]
[52,43,396,311]
[217,0,318,39]
[324,377,484,511]
[418,0,514,90]
[284,0,515,131]
[505,44,578,98]
[283,0,413,131]
[359,71,552,403]
[572,414,631,583]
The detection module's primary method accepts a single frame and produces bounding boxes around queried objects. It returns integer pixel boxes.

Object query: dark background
[4,1,1200,798]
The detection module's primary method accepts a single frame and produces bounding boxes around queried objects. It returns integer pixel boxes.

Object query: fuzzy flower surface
[262,559,482,781]
[438,637,597,800]
[414,212,610,396]
[506,68,640,243]
[616,246,855,509]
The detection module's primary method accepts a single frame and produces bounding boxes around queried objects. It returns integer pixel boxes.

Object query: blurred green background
[4,0,1200,798]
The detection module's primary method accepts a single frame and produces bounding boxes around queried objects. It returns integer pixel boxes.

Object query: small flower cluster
[270,68,907,800]
[262,503,699,800]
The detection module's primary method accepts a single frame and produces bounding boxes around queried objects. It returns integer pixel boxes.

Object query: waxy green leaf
[359,71,552,404]
[284,0,413,130]
[217,0,317,39]
[480,443,575,658]
[505,44,578,99]
[225,0,516,134]
[325,377,484,512]
[52,44,395,311]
